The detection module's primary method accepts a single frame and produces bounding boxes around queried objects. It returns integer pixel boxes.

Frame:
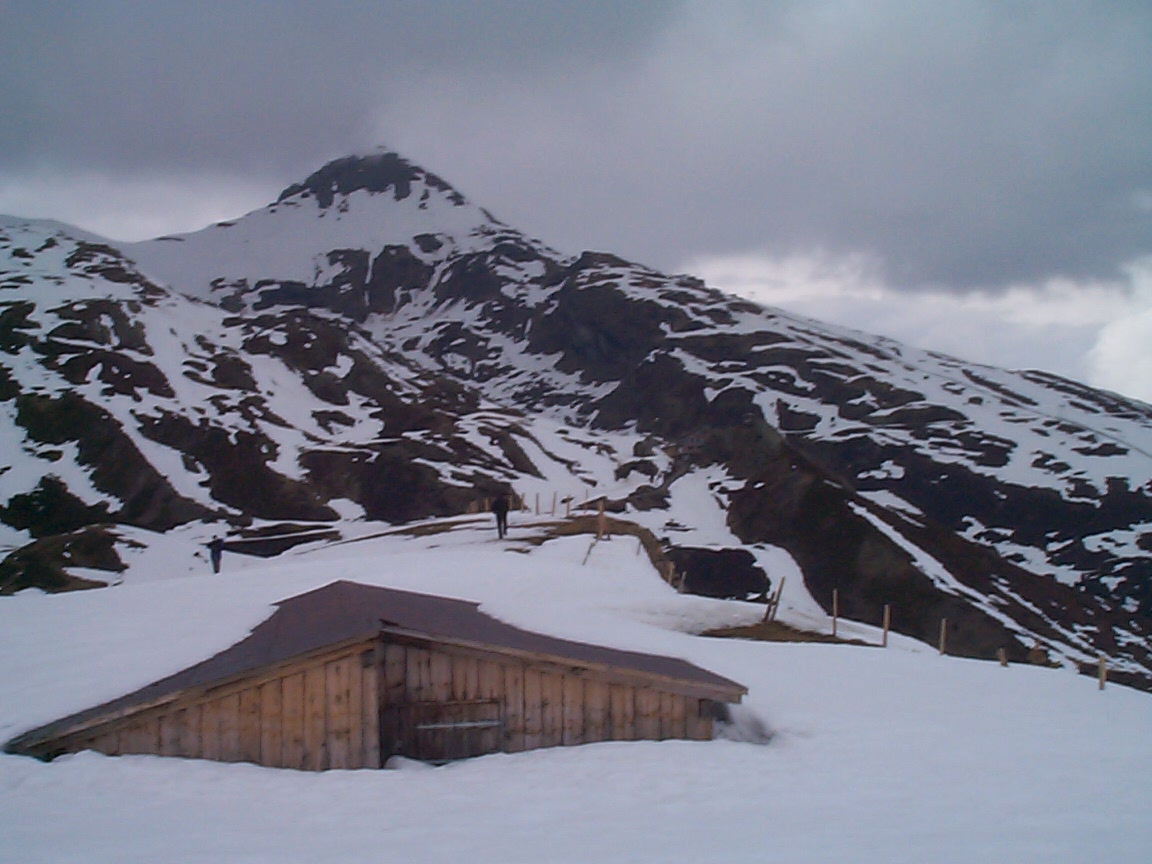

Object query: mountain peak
[277,150,468,209]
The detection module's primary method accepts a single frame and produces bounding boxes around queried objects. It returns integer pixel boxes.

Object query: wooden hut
[5,581,746,769]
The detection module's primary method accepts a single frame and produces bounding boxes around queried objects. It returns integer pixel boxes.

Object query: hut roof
[6,581,746,753]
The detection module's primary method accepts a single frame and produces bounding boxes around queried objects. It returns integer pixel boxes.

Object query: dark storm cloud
[0,0,681,176]
[387,1,1152,289]
[2,1,1150,290]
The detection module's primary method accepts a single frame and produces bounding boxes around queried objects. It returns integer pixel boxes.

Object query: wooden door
[381,700,503,763]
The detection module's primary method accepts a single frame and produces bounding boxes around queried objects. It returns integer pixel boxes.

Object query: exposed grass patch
[705,620,873,646]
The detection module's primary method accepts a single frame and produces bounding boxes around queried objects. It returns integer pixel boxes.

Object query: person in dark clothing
[491,492,510,539]
[207,537,224,574]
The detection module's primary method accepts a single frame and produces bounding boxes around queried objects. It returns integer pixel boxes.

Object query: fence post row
[474,494,1056,674]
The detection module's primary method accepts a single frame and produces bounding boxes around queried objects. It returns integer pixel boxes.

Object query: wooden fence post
[938,619,948,655]
[831,589,839,638]
[762,576,786,623]
[881,604,891,648]
[582,538,598,566]
[597,499,607,540]
[1098,655,1108,690]
[997,648,1008,667]
[551,492,557,516]
[762,585,774,623]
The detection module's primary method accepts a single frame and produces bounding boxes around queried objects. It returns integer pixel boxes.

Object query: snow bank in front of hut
[1,518,1151,863]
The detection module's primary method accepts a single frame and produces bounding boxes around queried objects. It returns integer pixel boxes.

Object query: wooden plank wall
[377,642,716,759]
[68,640,716,769]
[76,646,381,770]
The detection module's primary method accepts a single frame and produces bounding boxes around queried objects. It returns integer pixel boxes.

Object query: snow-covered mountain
[2,150,1150,687]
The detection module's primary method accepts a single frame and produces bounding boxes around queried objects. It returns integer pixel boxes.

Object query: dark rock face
[15,392,211,531]
[595,354,711,437]
[615,459,659,482]
[277,152,466,209]
[0,301,39,353]
[249,247,436,323]
[301,448,471,525]
[369,246,435,315]
[725,444,1024,659]
[136,411,336,522]
[529,278,684,383]
[0,476,112,538]
[0,526,124,595]
[665,547,770,600]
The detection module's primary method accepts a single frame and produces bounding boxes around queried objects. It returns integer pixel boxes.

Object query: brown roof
[7,581,746,753]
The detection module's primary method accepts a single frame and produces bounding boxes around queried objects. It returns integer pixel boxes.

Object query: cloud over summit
[4,1,1149,289]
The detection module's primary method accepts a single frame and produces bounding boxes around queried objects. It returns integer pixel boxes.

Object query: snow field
[1,519,1149,863]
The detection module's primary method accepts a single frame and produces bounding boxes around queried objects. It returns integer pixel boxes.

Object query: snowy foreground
[1,515,1150,863]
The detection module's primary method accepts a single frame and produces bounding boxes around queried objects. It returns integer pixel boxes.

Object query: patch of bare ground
[704,620,873,646]
[329,515,491,547]
[223,523,342,557]
[396,519,480,538]
[520,514,675,577]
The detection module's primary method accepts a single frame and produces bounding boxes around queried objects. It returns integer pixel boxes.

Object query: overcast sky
[3,1,1151,401]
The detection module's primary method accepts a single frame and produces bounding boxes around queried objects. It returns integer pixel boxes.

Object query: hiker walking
[207,537,225,574]
[491,491,511,539]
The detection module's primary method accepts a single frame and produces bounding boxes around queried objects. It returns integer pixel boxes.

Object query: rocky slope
[2,151,1150,686]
